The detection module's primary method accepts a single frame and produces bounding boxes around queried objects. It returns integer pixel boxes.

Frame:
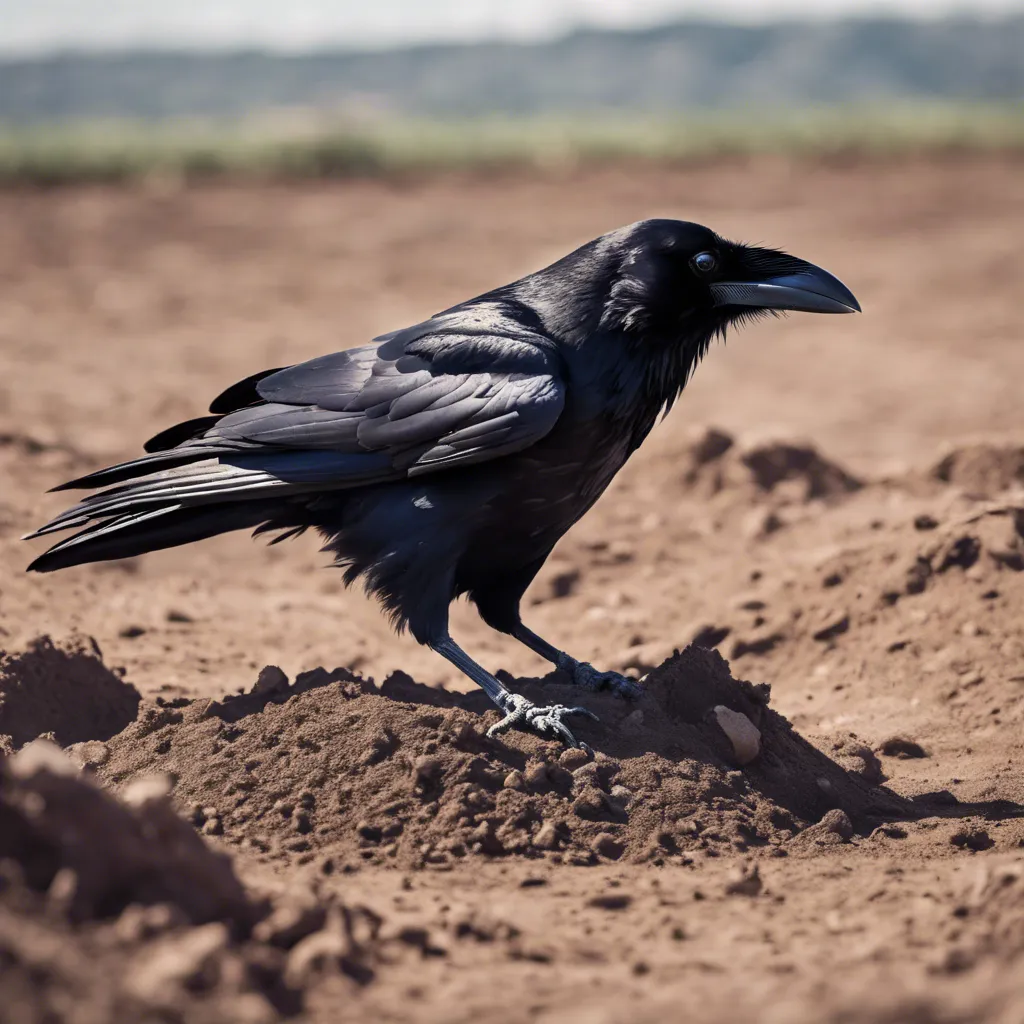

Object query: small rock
[591,833,625,861]
[503,770,525,790]
[712,706,762,765]
[724,864,762,897]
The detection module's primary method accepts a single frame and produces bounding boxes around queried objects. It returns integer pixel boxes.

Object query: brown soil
[2,155,1024,1023]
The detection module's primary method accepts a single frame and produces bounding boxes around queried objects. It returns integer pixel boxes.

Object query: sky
[3,0,1023,54]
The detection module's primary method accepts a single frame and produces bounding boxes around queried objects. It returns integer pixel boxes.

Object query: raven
[26,219,859,747]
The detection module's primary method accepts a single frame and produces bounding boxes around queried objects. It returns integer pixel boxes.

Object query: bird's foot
[487,693,598,750]
[556,654,642,699]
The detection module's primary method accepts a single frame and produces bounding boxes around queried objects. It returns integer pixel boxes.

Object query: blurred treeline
[0,15,1022,182]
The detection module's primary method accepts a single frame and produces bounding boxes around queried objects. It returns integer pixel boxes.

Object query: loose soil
[2,155,1024,1023]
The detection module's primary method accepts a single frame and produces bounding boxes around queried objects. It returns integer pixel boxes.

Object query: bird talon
[487,696,599,748]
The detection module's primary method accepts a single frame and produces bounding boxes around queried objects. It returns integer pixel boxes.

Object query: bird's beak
[710,260,860,315]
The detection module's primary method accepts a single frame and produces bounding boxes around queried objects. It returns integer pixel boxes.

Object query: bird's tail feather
[24,448,388,573]
[26,499,292,572]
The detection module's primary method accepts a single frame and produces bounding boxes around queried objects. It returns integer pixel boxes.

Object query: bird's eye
[692,251,718,274]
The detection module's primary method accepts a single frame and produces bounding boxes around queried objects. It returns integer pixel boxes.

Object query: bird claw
[487,693,599,750]
[557,655,642,699]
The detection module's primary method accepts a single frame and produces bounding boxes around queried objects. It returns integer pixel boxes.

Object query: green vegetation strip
[1,106,1021,184]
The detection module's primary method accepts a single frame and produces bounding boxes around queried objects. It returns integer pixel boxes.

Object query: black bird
[26,219,859,747]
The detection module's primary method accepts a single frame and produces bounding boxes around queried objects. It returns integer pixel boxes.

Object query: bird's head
[598,218,860,340]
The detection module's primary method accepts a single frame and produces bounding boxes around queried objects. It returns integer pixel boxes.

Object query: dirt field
[2,155,1024,1023]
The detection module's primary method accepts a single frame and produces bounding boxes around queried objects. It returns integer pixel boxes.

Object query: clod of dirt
[680,428,862,505]
[824,736,886,785]
[2,738,254,926]
[724,863,762,897]
[950,827,995,852]
[0,635,141,748]
[790,809,855,849]
[878,736,928,759]
[0,737,398,1022]
[931,441,1024,497]
[91,644,911,871]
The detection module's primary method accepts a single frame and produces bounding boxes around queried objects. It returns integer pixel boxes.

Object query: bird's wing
[54,301,566,497]
[204,301,566,477]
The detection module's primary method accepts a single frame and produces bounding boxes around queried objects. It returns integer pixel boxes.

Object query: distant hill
[2,16,1023,124]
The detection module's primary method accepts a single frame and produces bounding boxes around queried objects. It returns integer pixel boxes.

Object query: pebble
[712,706,762,765]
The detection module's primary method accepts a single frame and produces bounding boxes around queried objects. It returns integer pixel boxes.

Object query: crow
[26,219,859,747]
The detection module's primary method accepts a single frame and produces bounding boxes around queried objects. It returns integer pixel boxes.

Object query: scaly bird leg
[429,635,598,749]
[511,623,643,699]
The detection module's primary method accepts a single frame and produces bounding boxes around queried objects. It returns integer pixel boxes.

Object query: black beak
[710,260,860,315]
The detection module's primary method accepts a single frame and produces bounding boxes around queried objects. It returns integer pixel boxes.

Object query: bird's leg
[511,623,642,699]
[429,634,598,749]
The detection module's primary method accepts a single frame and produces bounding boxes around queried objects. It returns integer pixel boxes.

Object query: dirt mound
[0,636,141,749]
[92,646,910,873]
[681,428,863,504]
[931,441,1024,498]
[0,740,402,1023]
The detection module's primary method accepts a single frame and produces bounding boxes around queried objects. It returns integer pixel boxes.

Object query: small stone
[503,770,525,790]
[591,833,625,861]
[712,706,762,765]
